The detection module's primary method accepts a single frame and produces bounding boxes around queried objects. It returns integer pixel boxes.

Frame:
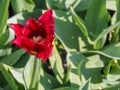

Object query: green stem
[29,58,41,89]
[63,65,71,85]
[111,28,119,43]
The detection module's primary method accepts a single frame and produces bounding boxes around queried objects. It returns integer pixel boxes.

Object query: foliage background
[0,0,120,90]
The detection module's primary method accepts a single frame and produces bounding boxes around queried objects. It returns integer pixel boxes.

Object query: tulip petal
[10,24,22,36]
[39,9,54,26]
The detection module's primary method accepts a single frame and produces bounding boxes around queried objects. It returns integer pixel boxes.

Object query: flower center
[32,36,44,42]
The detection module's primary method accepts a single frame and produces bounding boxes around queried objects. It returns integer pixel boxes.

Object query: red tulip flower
[10,9,55,62]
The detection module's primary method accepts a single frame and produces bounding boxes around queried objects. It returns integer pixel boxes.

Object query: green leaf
[11,0,35,13]
[0,63,18,90]
[116,0,120,21]
[45,0,52,9]
[38,68,60,90]
[86,0,108,39]
[8,9,42,24]
[110,0,120,43]
[49,44,64,84]
[70,6,93,45]
[9,68,25,88]
[67,52,85,87]
[54,10,83,52]
[70,7,88,38]
[0,28,14,48]
[0,49,25,65]
[67,52,102,87]
[103,60,112,76]
[53,87,80,90]
[74,0,92,11]
[0,46,11,57]
[106,0,117,11]
[0,30,9,48]
[95,21,120,42]
[23,56,41,89]
[85,43,120,59]
[0,0,10,35]
[63,65,71,85]
[14,53,30,68]
[79,78,91,90]
[103,84,120,90]
[34,0,46,9]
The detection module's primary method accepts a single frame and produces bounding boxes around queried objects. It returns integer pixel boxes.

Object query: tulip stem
[30,57,41,89]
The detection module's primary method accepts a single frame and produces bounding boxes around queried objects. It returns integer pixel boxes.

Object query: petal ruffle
[39,9,54,26]
[10,24,23,36]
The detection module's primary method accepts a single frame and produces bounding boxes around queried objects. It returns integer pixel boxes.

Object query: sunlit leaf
[0,63,18,90]
[11,0,35,13]
[0,49,25,65]
[53,87,80,90]
[23,56,41,89]
[54,10,83,52]
[0,0,10,35]
[8,10,42,24]
[49,44,65,84]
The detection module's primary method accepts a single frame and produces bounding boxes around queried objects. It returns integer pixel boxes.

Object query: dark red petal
[39,9,54,25]
[25,18,37,30]
[22,26,30,36]
[45,25,55,36]
[36,40,53,62]
[36,46,52,62]
[10,24,22,36]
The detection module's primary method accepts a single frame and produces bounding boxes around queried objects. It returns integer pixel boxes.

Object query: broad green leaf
[70,6,94,45]
[0,46,11,57]
[74,0,116,11]
[67,52,85,87]
[34,0,46,9]
[11,0,35,13]
[70,7,88,38]
[0,49,25,65]
[0,63,18,90]
[0,0,10,35]
[86,0,108,39]
[79,78,91,90]
[86,43,120,59]
[38,68,60,90]
[116,0,120,21]
[9,68,25,88]
[74,0,92,11]
[103,84,120,90]
[67,52,102,87]
[45,0,52,9]
[0,30,9,48]
[14,53,30,68]
[101,43,120,59]
[0,28,14,48]
[53,87,80,90]
[106,0,117,11]
[107,74,120,82]
[86,54,106,68]
[95,21,120,42]
[23,56,41,89]
[8,10,42,24]
[54,10,83,52]
[45,0,76,10]
[49,44,65,84]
